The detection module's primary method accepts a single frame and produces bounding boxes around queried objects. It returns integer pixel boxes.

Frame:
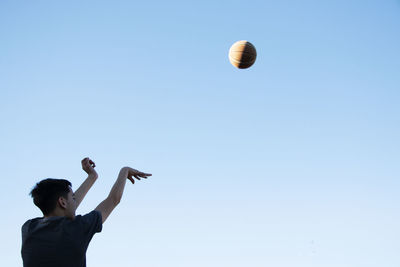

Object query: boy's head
[30,178,76,219]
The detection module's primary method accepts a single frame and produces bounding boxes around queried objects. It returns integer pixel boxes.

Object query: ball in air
[228,40,257,69]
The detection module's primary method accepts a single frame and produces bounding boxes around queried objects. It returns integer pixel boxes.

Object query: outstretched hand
[81,157,97,177]
[126,167,152,184]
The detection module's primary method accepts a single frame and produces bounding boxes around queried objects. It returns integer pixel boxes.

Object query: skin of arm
[95,167,151,223]
[74,157,98,209]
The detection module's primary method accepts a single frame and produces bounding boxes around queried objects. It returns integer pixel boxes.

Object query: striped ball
[228,40,257,69]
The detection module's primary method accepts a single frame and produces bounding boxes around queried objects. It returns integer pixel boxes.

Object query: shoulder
[75,210,102,223]
[21,217,55,243]
[74,210,103,234]
[21,219,32,238]
[21,217,42,233]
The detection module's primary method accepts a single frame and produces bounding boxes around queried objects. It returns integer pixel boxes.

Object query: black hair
[30,178,72,216]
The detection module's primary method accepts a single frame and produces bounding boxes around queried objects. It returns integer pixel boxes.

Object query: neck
[44,209,66,218]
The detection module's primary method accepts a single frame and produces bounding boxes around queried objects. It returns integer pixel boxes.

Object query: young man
[21,157,151,267]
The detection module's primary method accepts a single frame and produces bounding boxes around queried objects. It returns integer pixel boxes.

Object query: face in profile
[62,187,77,219]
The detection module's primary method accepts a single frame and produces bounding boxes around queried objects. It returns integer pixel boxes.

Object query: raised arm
[74,157,98,209]
[95,167,151,223]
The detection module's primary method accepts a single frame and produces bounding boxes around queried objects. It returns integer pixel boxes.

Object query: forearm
[95,166,150,223]
[108,167,130,204]
[74,173,98,208]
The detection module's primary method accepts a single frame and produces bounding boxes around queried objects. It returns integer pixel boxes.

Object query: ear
[58,196,67,209]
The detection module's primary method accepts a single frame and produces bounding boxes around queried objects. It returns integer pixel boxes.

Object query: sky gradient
[1,1,400,266]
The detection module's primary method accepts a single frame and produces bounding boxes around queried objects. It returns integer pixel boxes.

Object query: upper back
[21,211,102,267]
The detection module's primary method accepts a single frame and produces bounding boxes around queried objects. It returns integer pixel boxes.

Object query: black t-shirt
[21,210,102,267]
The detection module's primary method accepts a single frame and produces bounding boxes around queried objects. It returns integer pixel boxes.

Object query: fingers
[136,172,152,178]
[81,157,96,168]
[89,159,96,168]
[127,168,151,178]
[127,172,151,184]
[81,157,89,165]
[134,174,149,179]
[128,175,135,184]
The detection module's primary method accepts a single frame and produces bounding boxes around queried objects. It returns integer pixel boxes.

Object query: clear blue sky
[1,1,399,266]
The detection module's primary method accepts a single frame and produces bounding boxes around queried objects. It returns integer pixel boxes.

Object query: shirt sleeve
[80,210,103,236]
